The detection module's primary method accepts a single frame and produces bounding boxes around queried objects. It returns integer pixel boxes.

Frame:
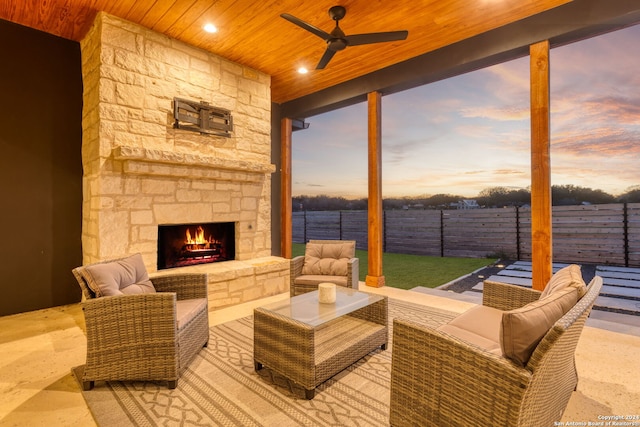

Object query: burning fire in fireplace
[182,226,222,259]
[158,222,235,270]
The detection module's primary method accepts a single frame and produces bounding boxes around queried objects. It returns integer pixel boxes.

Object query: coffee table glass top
[258,287,384,327]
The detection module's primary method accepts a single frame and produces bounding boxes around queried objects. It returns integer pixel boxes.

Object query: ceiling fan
[280,5,409,70]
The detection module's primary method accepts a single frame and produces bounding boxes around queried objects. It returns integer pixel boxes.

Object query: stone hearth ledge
[113,145,276,182]
[150,256,290,310]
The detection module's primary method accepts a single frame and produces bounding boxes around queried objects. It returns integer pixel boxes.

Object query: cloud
[460,105,529,121]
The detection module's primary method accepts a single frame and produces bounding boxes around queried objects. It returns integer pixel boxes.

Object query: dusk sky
[291,24,640,199]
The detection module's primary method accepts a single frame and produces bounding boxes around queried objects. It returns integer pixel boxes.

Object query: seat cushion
[301,242,354,276]
[176,298,207,330]
[437,305,503,355]
[501,286,579,366]
[294,275,348,287]
[540,264,587,299]
[82,253,155,297]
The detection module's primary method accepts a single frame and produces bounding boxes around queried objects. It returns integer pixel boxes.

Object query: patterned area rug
[74,299,456,426]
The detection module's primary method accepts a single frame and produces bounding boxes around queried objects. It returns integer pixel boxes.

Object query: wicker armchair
[390,275,603,427]
[290,239,359,296]
[72,254,209,390]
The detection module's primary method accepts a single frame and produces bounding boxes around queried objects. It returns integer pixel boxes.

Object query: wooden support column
[366,91,385,287]
[280,117,293,259]
[530,40,553,291]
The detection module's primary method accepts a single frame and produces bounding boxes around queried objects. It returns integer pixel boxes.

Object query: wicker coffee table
[253,287,388,399]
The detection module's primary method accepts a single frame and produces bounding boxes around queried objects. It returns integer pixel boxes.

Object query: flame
[185,226,211,244]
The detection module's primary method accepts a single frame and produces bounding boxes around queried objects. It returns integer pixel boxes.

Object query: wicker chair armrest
[390,318,531,426]
[482,279,542,311]
[347,257,359,289]
[150,273,208,300]
[290,256,305,277]
[289,256,306,296]
[83,293,178,345]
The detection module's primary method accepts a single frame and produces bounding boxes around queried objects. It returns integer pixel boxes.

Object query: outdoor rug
[73,299,456,426]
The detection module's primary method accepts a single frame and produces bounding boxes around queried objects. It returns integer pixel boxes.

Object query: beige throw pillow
[501,286,578,366]
[82,253,155,297]
[540,264,587,299]
[301,242,355,276]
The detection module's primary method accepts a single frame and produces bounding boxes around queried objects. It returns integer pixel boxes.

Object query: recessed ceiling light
[297,67,309,74]
[203,23,218,33]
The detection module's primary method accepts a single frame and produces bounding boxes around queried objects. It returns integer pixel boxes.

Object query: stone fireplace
[79,12,288,308]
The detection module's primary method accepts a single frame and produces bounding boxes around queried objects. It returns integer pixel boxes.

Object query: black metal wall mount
[173,97,233,137]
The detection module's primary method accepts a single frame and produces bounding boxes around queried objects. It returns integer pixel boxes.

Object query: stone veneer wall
[80,12,288,307]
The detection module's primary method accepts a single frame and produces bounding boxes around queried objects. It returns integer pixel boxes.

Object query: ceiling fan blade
[345,30,408,46]
[316,48,337,69]
[280,13,331,40]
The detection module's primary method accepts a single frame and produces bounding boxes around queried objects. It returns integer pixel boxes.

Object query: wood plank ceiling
[0,0,572,104]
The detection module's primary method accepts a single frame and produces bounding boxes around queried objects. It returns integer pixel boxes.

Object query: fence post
[516,206,521,260]
[624,202,629,267]
[303,211,307,243]
[383,210,387,252]
[440,210,444,257]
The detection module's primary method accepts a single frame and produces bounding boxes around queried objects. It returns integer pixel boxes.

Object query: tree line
[293,185,640,211]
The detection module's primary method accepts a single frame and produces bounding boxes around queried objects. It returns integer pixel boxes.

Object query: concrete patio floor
[1,282,638,426]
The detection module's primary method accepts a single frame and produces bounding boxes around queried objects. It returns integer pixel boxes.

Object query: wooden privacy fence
[292,203,640,267]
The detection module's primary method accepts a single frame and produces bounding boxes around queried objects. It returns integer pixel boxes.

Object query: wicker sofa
[390,266,603,427]
[290,239,359,296]
[72,253,209,390]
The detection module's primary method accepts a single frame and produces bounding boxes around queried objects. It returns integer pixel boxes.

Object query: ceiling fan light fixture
[203,23,218,33]
[281,5,408,70]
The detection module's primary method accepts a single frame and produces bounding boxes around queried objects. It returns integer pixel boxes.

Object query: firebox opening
[158,222,236,270]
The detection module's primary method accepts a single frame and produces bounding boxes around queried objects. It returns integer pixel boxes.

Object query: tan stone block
[167,66,188,82]
[171,39,211,61]
[153,203,212,224]
[229,276,255,293]
[190,69,215,89]
[143,109,168,126]
[243,286,266,302]
[131,210,153,224]
[114,49,146,74]
[241,197,257,211]
[102,24,137,52]
[100,175,123,195]
[98,211,129,255]
[141,178,176,195]
[238,78,267,98]
[221,60,242,76]
[191,181,216,191]
[143,95,168,111]
[190,56,211,73]
[115,196,151,209]
[115,83,145,108]
[212,202,231,213]
[263,276,287,294]
[128,241,156,256]
[220,84,238,98]
[144,40,167,63]
[129,119,165,138]
[138,225,157,241]
[176,189,201,202]
[123,178,141,195]
[144,77,174,100]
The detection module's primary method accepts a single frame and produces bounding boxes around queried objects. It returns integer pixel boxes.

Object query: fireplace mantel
[113,145,275,182]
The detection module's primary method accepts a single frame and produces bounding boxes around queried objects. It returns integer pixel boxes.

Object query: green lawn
[292,243,495,290]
